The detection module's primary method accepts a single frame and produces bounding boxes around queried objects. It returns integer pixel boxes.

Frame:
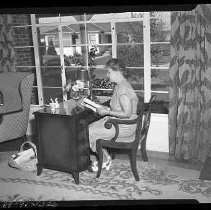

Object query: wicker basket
[8,141,37,172]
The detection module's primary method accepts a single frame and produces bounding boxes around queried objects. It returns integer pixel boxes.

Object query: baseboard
[145,150,169,160]
[199,157,211,180]
[117,150,169,161]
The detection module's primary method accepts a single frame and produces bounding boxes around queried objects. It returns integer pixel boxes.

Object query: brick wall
[11,14,35,68]
[11,14,38,104]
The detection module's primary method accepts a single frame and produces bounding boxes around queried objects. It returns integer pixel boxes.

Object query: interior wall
[146,113,169,153]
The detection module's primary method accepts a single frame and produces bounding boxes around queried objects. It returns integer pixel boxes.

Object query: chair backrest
[140,96,155,142]
[134,95,155,146]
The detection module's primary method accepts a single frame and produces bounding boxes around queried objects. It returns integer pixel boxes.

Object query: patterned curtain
[0,14,15,72]
[169,5,211,163]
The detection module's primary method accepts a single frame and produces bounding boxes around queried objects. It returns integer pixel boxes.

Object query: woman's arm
[97,94,132,119]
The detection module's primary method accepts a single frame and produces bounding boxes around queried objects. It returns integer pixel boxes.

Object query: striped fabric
[0,72,34,143]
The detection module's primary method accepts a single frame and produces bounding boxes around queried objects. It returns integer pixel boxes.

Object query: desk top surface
[34,99,88,116]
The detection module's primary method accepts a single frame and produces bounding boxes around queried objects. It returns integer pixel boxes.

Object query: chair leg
[130,152,140,181]
[108,149,115,160]
[140,137,148,162]
[96,141,103,178]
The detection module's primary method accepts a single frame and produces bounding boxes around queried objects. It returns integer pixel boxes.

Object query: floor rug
[0,151,211,203]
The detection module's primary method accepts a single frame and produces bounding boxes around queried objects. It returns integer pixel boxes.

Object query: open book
[81,98,102,112]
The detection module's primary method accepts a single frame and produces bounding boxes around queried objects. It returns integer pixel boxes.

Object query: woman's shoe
[102,156,112,171]
[91,161,98,172]
[87,161,94,173]
[91,157,112,172]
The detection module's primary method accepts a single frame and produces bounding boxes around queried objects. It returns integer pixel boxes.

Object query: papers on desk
[81,98,102,112]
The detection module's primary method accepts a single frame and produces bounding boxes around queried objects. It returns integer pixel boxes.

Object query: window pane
[38,26,60,56]
[14,47,35,67]
[62,24,83,59]
[87,22,111,44]
[41,67,62,87]
[117,44,144,67]
[43,87,63,104]
[151,68,169,91]
[38,26,61,68]
[116,22,143,44]
[150,19,171,42]
[127,68,144,91]
[93,45,112,66]
[60,15,85,22]
[135,91,144,101]
[65,67,78,82]
[90,66,114,97]
[151,92,169,114]
[62,24,86,44]
[62,24,88,66]
[88,14,112,22]
[151,43,170,67]
[35,14,60,24]
[91,67,113,86]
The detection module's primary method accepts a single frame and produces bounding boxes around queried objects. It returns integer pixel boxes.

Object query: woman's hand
[97,106,110,116]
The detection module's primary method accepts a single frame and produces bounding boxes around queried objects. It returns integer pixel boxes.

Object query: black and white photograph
[0,2,211,207]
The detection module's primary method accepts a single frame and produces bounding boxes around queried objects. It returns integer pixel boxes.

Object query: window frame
[13,13,170,108]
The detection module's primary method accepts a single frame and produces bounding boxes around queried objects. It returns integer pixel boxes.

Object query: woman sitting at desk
[89,58,138,172]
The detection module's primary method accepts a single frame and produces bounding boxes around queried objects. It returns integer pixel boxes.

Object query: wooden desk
[33,101,102,184]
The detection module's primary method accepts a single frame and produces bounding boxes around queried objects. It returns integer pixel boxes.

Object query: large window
[12,12,171,113]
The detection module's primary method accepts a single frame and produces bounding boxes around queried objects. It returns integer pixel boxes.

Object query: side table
[33,104,93,184]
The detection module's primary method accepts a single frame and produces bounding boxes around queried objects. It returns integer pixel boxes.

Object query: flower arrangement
[64,80,86,100]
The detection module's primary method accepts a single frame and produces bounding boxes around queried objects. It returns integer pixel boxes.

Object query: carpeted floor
[0,151,211,203]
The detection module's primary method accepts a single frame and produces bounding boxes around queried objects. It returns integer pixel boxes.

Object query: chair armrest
[0,86,22,114]
[104,117,139,142]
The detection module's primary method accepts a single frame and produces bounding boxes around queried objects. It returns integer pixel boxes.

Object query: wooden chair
[95,96,155,181]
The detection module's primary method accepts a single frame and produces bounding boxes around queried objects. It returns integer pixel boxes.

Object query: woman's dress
[89,79,138,152]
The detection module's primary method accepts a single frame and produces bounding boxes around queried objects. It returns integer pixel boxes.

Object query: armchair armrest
[0,86,22,114]
[104,117,139,142]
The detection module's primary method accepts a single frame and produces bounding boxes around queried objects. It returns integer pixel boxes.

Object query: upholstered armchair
[0,72,34,143]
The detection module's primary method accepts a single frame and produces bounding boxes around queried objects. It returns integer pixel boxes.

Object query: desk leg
[72,172,79,184]
[37,164,43,176]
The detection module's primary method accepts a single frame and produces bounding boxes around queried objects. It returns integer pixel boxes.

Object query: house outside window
[11,12,170,114]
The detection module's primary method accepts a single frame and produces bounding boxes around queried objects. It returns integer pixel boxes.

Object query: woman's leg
[89,117,114,170]
[89,117,114,155]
